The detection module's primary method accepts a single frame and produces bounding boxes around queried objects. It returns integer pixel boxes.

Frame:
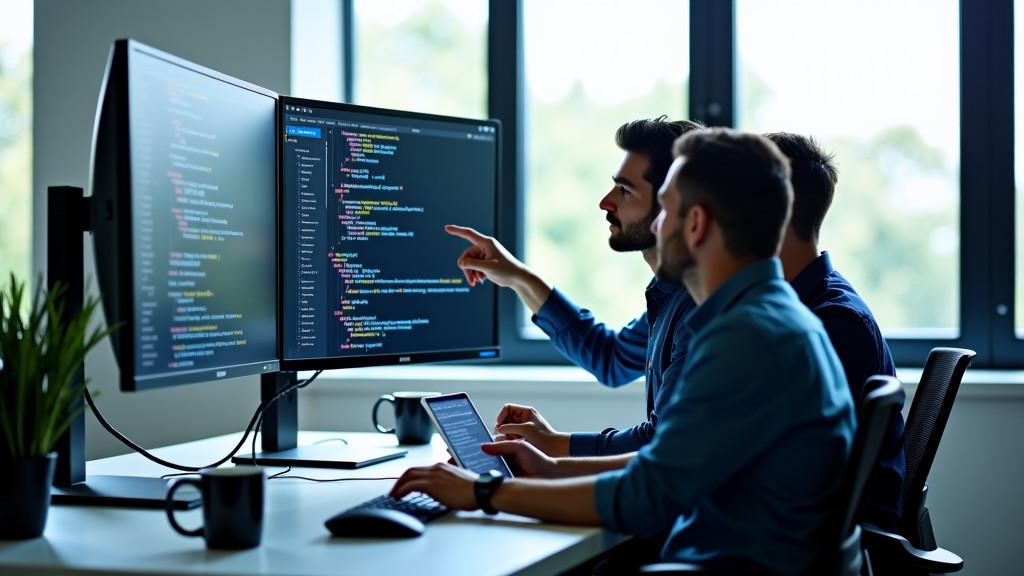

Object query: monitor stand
[229,371,407,469]
[48,186,200,510]
[51,476,200,509]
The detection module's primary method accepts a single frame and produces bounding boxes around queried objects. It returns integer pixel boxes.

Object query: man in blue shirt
[486,131,905,533]
[446,117,701,456]
[767,132,905,532]
[393,128,856,574]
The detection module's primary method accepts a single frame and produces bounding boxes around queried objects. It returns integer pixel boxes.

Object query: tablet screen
[423,393,513,477]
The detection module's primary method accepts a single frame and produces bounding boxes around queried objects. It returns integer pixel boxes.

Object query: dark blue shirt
[533,280,696,456]
[791,251,905,531]
[595,259,856,573]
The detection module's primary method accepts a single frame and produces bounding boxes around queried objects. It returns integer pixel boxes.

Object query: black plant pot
[0,452,57,539]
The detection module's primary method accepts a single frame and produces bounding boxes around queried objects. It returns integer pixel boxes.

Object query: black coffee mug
[165,466,265,550]
[372,391,440,445]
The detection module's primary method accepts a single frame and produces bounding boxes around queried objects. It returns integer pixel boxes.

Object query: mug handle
[165,478,203,537]
[372,394,396,434]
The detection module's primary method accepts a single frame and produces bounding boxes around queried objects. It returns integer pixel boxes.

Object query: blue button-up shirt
[791,251,904,531]
[533,279,696,455]
[594,259,856,574]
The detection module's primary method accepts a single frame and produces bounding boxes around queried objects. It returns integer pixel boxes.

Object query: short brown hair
[672,128,793,259]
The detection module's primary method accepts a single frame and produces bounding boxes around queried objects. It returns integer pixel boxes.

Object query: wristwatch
[474,469,505,515]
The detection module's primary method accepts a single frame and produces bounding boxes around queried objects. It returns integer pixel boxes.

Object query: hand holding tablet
[421,392,514,478]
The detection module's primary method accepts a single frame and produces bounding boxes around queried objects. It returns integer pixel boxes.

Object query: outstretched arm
[445,224,552,313]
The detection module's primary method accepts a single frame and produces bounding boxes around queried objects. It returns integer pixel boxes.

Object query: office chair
[862,347,975,576]
[639,375,905,576]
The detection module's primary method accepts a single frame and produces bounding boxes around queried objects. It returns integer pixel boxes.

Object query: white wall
[917,382,1024,576]
[33,2,1023,574]
[34,0,290,461]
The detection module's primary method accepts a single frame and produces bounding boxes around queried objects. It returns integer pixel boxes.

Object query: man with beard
[445,116,703,457]
[394,128,855,575]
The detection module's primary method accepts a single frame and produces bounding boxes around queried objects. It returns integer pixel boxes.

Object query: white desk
[0,432,628,576]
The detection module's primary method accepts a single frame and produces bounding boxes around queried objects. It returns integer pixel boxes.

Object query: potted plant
[0,273,112,539]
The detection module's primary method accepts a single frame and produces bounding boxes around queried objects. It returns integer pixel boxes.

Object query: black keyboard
[347,492,450,523]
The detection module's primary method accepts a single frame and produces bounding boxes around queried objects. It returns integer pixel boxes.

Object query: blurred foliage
[353,0,486,118]
[0,42,33,288]
[524,81,686,330]
[822,127,957,330]
[0,1,976,361]
[352,0,962,334]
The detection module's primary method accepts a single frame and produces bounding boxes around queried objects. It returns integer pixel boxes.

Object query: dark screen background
[280,100,498,364]
[128,49,278,383]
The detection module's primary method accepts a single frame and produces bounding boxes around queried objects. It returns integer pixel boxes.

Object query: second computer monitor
[278,97,500,370]
[90,39,280,392]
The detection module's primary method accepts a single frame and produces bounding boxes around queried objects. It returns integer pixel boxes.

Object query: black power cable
[84,370,323,472]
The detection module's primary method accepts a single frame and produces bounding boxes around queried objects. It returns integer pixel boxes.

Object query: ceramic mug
[165,466,265,549]
[372,391,440,445]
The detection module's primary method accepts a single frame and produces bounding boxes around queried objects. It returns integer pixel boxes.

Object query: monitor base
[51,474,200,509]
[231,445,407,469]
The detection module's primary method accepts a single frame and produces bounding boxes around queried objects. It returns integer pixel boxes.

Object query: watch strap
[474,470,504,515]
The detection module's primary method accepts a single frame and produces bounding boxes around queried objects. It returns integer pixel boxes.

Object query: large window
[0,0,32,285]
[736,0,960,337]
[521,1,688,333]
[335,0,1016,368]
[352,0,487,118]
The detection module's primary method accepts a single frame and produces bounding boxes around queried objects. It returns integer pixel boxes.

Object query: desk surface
[0,432,627,576]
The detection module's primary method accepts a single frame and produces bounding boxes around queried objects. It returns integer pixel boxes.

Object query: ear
[687,204,711,250]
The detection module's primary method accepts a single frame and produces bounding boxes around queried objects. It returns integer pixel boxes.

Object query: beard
[607,207,659,253]
[655,228,696,284]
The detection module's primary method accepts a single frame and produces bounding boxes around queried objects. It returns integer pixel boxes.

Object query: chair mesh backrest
[901,347,975,501]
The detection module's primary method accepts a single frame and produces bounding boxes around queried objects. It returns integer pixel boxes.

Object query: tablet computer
[421,392,514,478]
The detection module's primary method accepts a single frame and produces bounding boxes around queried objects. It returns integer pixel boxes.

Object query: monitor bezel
[88,38,281,392]
[276,96,502,372]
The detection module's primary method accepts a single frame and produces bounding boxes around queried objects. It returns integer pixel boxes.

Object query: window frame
[347,0,1018,368]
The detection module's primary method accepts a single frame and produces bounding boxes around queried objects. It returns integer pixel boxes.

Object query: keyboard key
[346,492,450,523]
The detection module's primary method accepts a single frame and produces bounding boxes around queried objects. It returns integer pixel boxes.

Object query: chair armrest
[639,563,707,573]
[638,563,753,574]
[862,523,964,573]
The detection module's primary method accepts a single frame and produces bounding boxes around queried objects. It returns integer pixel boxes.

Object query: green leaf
[0,272,120,458]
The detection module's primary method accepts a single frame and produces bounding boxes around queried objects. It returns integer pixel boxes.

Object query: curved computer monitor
[278,97,501,371]
[89,39,280,392]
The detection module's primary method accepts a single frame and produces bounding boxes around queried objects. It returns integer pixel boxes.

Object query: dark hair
[764,132,838,243]
[616,116,706,208]
[672,128,793,260]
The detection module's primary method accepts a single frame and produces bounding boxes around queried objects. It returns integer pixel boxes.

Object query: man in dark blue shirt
[768,132,905,532]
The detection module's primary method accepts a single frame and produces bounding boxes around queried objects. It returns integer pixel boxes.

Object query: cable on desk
[160,471,200,480]
[83,370,324,472]
[267,466,400,483]
[313,437,350,445]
